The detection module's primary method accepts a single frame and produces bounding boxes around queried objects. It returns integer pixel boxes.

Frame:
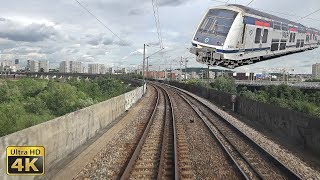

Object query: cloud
[114,39,132,47]
[157,0,191,7]
[130,49,144,55]
[102,37,113,45]
[128,9,146,16]
[0,17,58,42]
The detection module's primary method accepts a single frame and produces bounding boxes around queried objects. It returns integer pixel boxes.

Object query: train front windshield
[198,9,238,37]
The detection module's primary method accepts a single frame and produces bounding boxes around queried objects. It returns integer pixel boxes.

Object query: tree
[210,76,237,94]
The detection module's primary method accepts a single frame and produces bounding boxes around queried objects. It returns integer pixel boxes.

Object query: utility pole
[185,59,188,80]
[180,57,183,81]
[146,57,149,78]
[143,44,146,81]
[143,44,149,80]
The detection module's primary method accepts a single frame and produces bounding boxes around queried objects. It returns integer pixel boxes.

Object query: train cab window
[271,39,279,51]
[255,28,262,43]
[292,33,296,42]
[296,39,300,48]
[262,29,268,43]
[306,35,309,42]
[198,9,238,37]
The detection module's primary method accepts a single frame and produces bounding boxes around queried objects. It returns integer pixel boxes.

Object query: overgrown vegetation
[182,76,320,117]
[0,77,132,136]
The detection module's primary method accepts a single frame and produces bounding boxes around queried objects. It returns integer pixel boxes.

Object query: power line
[255,8,320,22]
[74,0,124,42]
[146,47,165,59]
[246,0,254,6]
[296,8,320,22]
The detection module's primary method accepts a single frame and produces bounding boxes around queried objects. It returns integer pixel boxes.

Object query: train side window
[296,39,300,48]
[271,39,279,51]
[282,24,288,31]
[292,33,296,42]
[306,35,309,42]
[301,40,305,47]
[289,33,293,42]
[255,28,262,43]
[273,22,281,30]
[262,29,268,43]
[280,39,286,50]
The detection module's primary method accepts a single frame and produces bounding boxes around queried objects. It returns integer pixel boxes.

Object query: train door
[243,24,255,52]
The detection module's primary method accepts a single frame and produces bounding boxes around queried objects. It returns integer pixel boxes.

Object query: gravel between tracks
[173,85,320,179]
[73,86,157,179]
[167,88,242,180]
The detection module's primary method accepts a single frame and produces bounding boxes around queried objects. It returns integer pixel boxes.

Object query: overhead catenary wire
[74,0,124,42]
[246,0,254,6]
[296,8,320,22]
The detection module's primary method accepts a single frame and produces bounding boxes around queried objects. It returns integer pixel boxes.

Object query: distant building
[122,68,128,74]
[59,61,69,73]
[88,64,100,74]
[30,60,39,72]
[59,61,83,73]
[312,63,320,79]
[69,61,82,73]
[0,60,17,72]
[82,66,88,74]
[107,67,115,74]
[39,60,49,72]
[99,64,106,74]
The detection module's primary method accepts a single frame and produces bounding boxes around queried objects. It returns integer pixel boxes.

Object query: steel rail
[172,85,301,180]
[177,91,256,180]
[156,85,179,180]
[120,85,161,179]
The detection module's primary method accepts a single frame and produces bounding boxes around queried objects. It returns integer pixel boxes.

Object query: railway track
[167,84,302,180]
[120,85,178,179]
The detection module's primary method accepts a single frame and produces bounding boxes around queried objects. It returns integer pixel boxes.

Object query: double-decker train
[190,4,320,69]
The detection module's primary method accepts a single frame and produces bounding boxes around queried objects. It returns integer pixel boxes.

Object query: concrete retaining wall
[0,84,146,180]
[167,81,320,156]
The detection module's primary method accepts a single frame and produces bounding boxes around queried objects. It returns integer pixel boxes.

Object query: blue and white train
[190,4,320,69]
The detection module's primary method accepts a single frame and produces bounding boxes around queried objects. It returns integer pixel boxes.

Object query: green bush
[210,76,237,94]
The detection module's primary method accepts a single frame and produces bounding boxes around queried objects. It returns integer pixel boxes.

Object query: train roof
[226,4,320,32]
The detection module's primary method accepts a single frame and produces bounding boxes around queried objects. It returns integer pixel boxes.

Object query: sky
[0,0,320,73]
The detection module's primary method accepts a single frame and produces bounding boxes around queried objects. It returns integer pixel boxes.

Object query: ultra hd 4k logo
[7,146,45,175]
